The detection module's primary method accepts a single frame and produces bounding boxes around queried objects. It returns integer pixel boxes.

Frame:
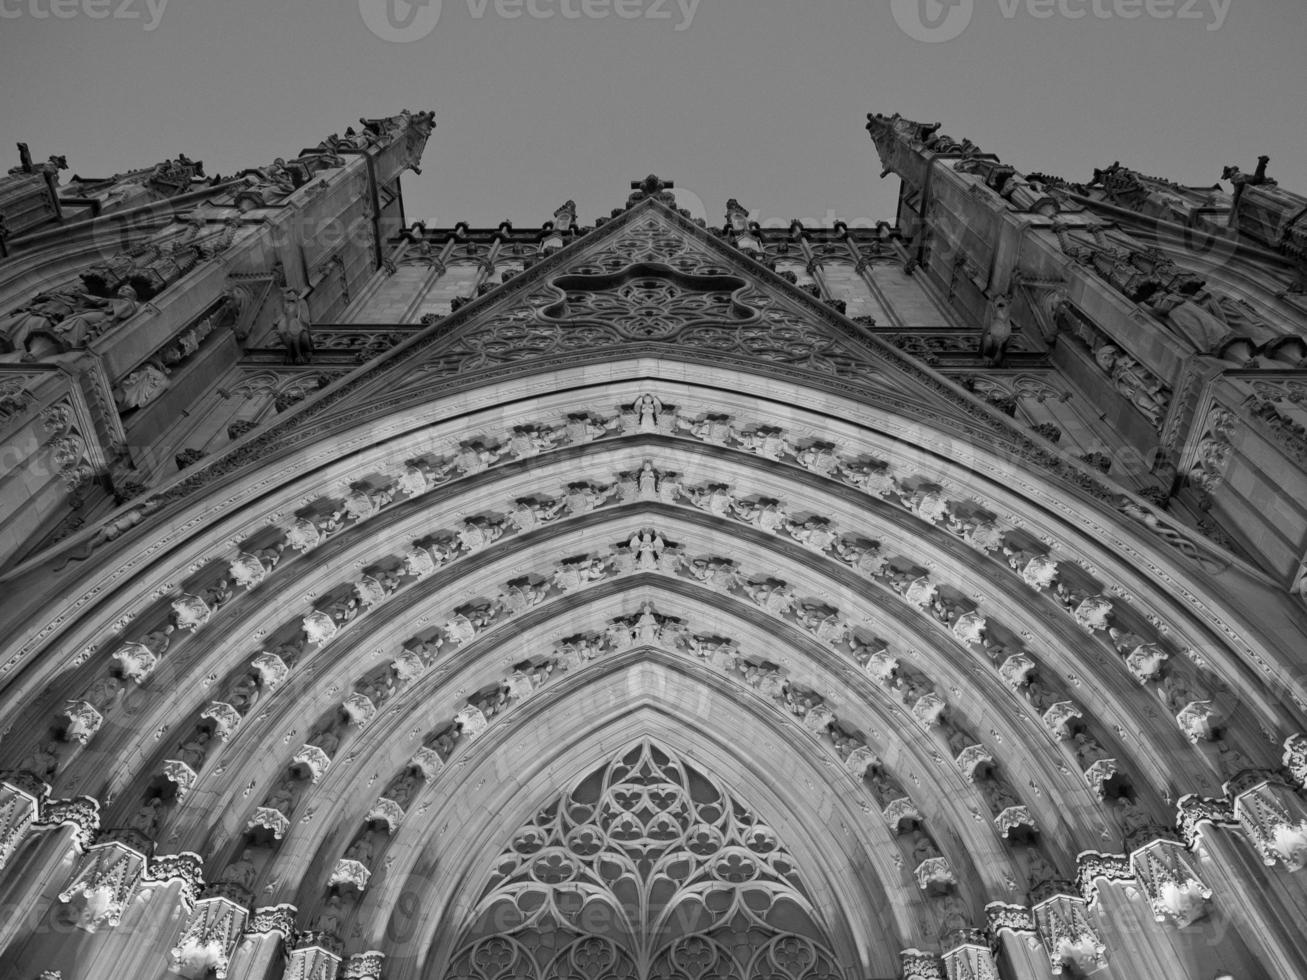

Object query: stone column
[77,876,192,980]
[0,794,98,954]
[169,892,250,978]
[1088,875,1269,980]
[1031,892,1107,975]
[224,904,297,980]
[2,844,196,980]
[0,778,41,870]
[1189,816,1307,978]
[984,902,1059,980]
[0,821,80,955]
[941,935,999,979]
[282,933,342,980]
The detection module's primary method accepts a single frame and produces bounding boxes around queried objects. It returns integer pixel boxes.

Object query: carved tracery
[443,740,842,980]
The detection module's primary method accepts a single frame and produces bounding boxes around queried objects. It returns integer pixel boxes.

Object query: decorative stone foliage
[1032,894,1107,975]
[57,840,147,932]
[170,896,249,978]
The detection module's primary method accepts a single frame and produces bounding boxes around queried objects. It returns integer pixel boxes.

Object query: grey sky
[1,0,1303,229]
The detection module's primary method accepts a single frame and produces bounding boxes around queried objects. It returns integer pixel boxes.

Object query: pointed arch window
[444,740,843,980]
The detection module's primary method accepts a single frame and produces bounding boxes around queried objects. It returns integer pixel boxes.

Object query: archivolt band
[1,122,1306,980]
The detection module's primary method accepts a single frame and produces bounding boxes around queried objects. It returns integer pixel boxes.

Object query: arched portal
[442,737,843,980]
[0,198,1301,980]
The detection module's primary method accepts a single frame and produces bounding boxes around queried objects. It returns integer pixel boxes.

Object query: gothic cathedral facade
[0,109,1306,980]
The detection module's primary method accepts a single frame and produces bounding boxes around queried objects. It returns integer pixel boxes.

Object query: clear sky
[1,0,1303,229]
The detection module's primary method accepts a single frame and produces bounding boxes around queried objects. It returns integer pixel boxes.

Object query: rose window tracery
[443,740,842,980]
[542,268,755,339]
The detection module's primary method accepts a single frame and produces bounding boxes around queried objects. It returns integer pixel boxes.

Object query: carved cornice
[1074,849,1133,904]
[143,850,206,904]
[245,903,298,936]
[34,795,99,849]
[984,901,1036,936]
[1176,793,1237,844]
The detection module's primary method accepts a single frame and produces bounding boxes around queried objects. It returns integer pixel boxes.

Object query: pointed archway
[442,738,843,980]
[0,194,1297,980]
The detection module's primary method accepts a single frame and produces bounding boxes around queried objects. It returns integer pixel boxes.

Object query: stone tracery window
[443,740,843,980]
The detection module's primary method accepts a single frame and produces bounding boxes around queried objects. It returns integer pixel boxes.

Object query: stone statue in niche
[17,740,63,780]
[562,482,614,515]
[687,483,735,518]
[264,778,297,816]
[316,895,345,937]
[457,516,503,552]
[796,442,840,477]
[343,837,374,867]
[680,555,740,592]
[867,765,910,807]
[562,412,616,445]
[796,603,848,645]
[60,286,142,352]
[126,797,164,838]
[344,485,395,522]
[1146,288,1279,355]
[733,497,788,533]
[509,496,563,531]
[497,578,549,617]
[851,636,898,684]
[1072,733,1111,769]
[552,554,609,591]
[680,412,735,444]
[450,440,501,475]
[387,770,422,809]
[505,425,557,459]
[904,486,951,524]
[786,516,838,552]
[738,426,793,460]
[685,634,740,672]
[1092,345,1167,427]
[219,850,259,892]
[307,725,341,758]
[617,458,679,503]
[621,393,675,434]
[744,579,796,615]
[628,528,668,571]
[978,294,1012,367]
[504,662,554,703]
[82,675,127,716]
[945,510,1004,552]
[275,288,313,365]
[1003,544,1059,590]
[833,536,887,578]
[840,458,899,497]
[556,633,604,672]
[742,663,787,703]
[177,729,213,770]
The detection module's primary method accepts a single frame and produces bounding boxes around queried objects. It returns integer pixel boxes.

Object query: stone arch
[0,266,1302,979]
